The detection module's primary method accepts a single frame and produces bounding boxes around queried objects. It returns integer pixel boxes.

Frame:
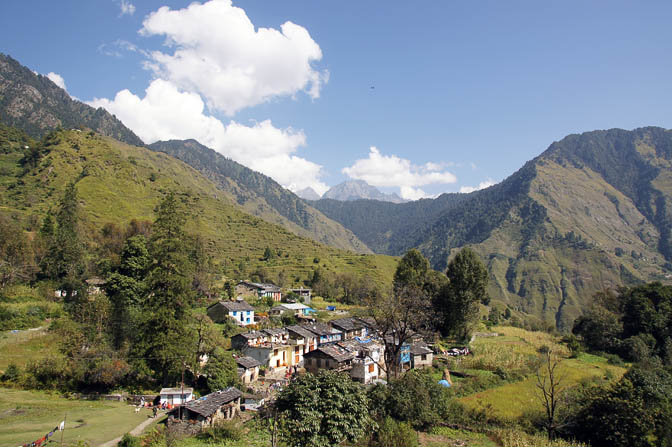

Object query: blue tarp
[438,380,451,388]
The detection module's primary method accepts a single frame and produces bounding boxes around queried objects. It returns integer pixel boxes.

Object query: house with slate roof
[302,322,343,345]
[329,317,369,340]
[303,345,354,374]
[339,338,384,384]
[236,281,282,302]
[410,343,434,369]
[207,300,254,326]
[174,387,242,427]
[235,356,260,384]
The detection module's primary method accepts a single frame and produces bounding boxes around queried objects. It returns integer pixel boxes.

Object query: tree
[134,193,195,384]
[274,371,374,447]
[43,182,85,300]
[202,348,239,393]
[377,369,451,430]
[435,247,488,340]
[568,364,672,447]
[105,234,149,349]
[369,285,434,378]
[536,350,566,440]
[393,249,430,293]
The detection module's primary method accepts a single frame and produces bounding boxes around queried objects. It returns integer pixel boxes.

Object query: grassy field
[0,388,157,447]
[0,327,59,371]
[456,327,626,421]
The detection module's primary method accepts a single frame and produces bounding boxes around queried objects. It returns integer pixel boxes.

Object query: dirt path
[97,414,162,447]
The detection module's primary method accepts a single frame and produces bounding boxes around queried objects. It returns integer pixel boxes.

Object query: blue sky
[2,1,672,199]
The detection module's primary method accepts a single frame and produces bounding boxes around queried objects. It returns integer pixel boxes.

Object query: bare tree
[368,285,435,378]
[536,349,566,440]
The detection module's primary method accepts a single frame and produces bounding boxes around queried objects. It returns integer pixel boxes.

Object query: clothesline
[19,421,64,447]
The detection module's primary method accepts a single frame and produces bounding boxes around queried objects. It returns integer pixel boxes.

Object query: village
[156,280,440,429]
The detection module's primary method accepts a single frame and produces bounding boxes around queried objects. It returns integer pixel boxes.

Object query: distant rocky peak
[323,180,406,203]
[295,187,322,201]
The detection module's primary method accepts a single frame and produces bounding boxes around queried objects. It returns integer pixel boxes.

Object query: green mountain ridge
[1,53,370,254]
[313,127,672,329]
[0,53,144,146]
[148,139,371,254]
[0,126,397,287]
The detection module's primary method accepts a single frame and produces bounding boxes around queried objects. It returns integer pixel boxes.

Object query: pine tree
[135,193,195,384]
[44,182,84,302]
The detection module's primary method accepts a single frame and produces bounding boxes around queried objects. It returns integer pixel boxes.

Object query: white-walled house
[160,387,194,405]
[207,300,255,326]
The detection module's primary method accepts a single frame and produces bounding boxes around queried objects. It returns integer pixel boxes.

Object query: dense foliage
[573,283,672,362]
[274,371,375,447]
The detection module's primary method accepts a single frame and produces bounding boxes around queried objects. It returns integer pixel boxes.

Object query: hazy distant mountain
[0,53,144,146]
[295,187,322,201]
[314,127,672,329]
[323,180,406,203]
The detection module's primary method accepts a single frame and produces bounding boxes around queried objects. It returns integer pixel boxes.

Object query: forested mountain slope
[0,126,396,286]
[0,54,143,146]
[314,127,672,328]
[149,139,371,253]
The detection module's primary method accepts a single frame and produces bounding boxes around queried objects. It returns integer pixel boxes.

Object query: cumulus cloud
[459,179,495,194]
[342,147,457,200]
[88,79,328,194]
[119,0,135,16]
[46,72,67,91]
[139,0,328,115]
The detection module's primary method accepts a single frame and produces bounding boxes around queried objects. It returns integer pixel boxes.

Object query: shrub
[199,420,243,442]
[118,433,140,447]
[373,417,418,447]
[1,363,21,383]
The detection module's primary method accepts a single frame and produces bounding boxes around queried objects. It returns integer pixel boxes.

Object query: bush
[199,420,243,442]
[117,433,140,447]
[373,417,418,447]
[1,363,21,383]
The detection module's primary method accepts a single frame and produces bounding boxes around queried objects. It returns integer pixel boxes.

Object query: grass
[456,327,626,421]
[0,327,59,371]
[422,427,497,446]
[0,388,155,447]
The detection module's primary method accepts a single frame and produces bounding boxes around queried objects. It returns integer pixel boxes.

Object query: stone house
[410,344,434,369]
[236,281,282,302]
[235,356,260,384]
[303,345,354,374]
[329,317,369,340]
[175,387,242,427]
[302,323,343,345]
[339,339,384,384]
[290,287,312,304]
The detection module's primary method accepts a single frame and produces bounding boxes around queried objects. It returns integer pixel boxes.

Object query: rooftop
[184,387,242,417]
[236,356,261,369]
[160,387,193,394]
[209,300,254,312]
[305,345,354,363]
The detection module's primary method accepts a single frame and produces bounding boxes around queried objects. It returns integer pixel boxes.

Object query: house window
[421,354,427,361]
[246,311,251,315]
[274,349,278,356]
[246,318,251,323]
[232,311,237,316]
[368,364,375,373]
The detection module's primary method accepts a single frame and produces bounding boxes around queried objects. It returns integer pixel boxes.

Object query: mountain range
[313,127,672,328]
[2,52,671,329]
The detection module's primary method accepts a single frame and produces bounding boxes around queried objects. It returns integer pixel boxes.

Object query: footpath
[98,414,162,447]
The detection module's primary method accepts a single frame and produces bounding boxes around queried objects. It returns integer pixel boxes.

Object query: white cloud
[98,39,148,58]
[46,72,67,91]
[88,79,328,194]
[139,0,328,115]
[459,179,495,194]
[119,0,135,16]
[342,147,457,200]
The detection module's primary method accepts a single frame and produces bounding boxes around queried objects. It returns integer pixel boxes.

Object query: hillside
[148,139,371,253]
[0,127,396,287]
[313,127,672,328]
[0,54,143,146]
